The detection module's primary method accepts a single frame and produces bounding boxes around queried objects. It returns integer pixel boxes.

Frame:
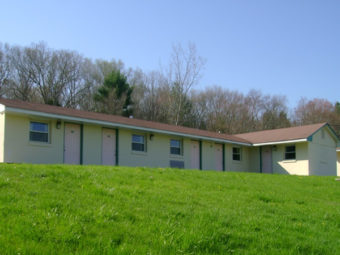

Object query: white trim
[5,106,251,146]
[336,148,340,152]
[253,139,307,146]
[0,104,5,113]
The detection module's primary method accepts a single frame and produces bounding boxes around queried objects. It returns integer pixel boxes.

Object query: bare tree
[166,43,206,125]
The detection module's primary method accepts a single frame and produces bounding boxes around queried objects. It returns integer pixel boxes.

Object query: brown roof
[0,98,250,144]
[234,123,327,144]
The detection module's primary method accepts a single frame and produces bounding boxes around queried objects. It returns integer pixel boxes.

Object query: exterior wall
[201,141,216,170]
[118,129,191,168]
[308,127,337,176]
[272,142,309,175]
[4,113,64,164]
[337,151,340,176]
[0,112,5,162]
[225,144,250,172]
[248,147,260,173]
[83,124,102,165]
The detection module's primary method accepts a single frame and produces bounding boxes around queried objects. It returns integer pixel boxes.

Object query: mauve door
[262,146,272,173]
[191,141,200,169]
[215,144,223,171]
[102,128,116,165]
[64,123,81,164]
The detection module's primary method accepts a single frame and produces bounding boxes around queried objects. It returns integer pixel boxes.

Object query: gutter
[4,106,252,147]
[252,138,307,146]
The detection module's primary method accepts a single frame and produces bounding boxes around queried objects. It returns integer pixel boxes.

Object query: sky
[1,0,339,107]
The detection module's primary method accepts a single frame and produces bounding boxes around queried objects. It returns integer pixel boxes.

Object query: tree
[0,43,10,97]
[94,69,133,116]
[166,43,206,125]
[261,95,290,130]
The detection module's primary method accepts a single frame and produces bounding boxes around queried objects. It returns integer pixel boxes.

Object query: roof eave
[4,106,251,146]
[252,138,308,146]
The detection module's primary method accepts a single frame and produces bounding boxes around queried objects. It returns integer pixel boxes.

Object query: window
[132,134,145,152]
[170,139,182,155]
[30,122,49,143]
[232,147,241,161]
[285,145,296,160]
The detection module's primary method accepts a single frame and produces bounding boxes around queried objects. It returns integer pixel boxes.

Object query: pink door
[64,123,81,164]
[215,144,223,171]
[102,128,116,165]
[262,146,272,173]
[191,141,200,169]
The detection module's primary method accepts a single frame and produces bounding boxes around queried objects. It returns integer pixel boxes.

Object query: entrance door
[262,146,272,173]
[191,141,200,169]
[64,123,81,164]
[215,144,223,171]
[102,128,116,165]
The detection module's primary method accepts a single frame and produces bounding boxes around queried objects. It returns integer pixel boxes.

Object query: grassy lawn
[0,164,339,254]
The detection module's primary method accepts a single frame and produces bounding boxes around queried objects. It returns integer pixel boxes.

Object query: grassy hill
[0,164,339,254]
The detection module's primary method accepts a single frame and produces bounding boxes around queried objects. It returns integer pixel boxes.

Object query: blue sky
[1,0,339,106]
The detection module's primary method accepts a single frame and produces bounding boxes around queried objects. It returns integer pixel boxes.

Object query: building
[0,98,339,176]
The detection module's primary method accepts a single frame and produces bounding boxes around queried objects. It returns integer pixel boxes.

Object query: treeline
[0,42,339,135]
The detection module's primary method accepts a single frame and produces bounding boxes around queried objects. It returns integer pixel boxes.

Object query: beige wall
[4,113,64,164]
[83,125,102,165]
[225,144,250,172]
[118,129,191,169]
[272,142,309,175]
[248,147,260,173]
[308,127,337,176]
[0,112,5,162]
[337,151,340,176]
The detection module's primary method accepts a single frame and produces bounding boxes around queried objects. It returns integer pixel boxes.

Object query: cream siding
[0,112,5,162]
[225,144,250,172]
[308,127,337,176]
[4,114,64,164]
[248,147,261,173]
[118,129,191,168]
[82,125,102,165]
[201,141,216,170]
[272,142,309,175]
[337,151,340,176]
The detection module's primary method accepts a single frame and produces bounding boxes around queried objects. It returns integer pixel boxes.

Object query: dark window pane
[286,146,295,153]
[30,132,48,142]
[285,152,296,160]
[170,147,181,155]
[233,147,240,154]
[30,122,48,132]
[132,135,144,143]
[170,160,184,168]
[170,139,180,148]
[132,143,144,151]
[233,154,241,161]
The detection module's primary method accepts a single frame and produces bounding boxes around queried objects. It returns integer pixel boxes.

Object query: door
[191,141,200,169]
[102,128,116,165]
[262,146,272,173]
[215,144,223,171]
[64,123,81,164]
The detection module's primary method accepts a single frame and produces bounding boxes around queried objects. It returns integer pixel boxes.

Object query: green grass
[0,164,340,254]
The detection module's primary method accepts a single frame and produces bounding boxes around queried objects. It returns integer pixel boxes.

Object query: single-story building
[0,98,339,176]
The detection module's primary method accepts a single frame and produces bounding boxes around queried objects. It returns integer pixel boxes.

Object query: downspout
[115,128,119,166]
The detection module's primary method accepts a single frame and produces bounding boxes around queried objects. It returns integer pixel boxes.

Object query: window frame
[170,139,182,156]
[29,121,49,143]
[232,147,241,161]
[131,134,146,152]
[284,145,296,160]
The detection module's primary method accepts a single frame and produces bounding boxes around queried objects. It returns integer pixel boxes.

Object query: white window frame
[170,139,182,155]
[29,121,49,143]
[284,145,296,160]
[232,147,241,161]
[131,134,146,152]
